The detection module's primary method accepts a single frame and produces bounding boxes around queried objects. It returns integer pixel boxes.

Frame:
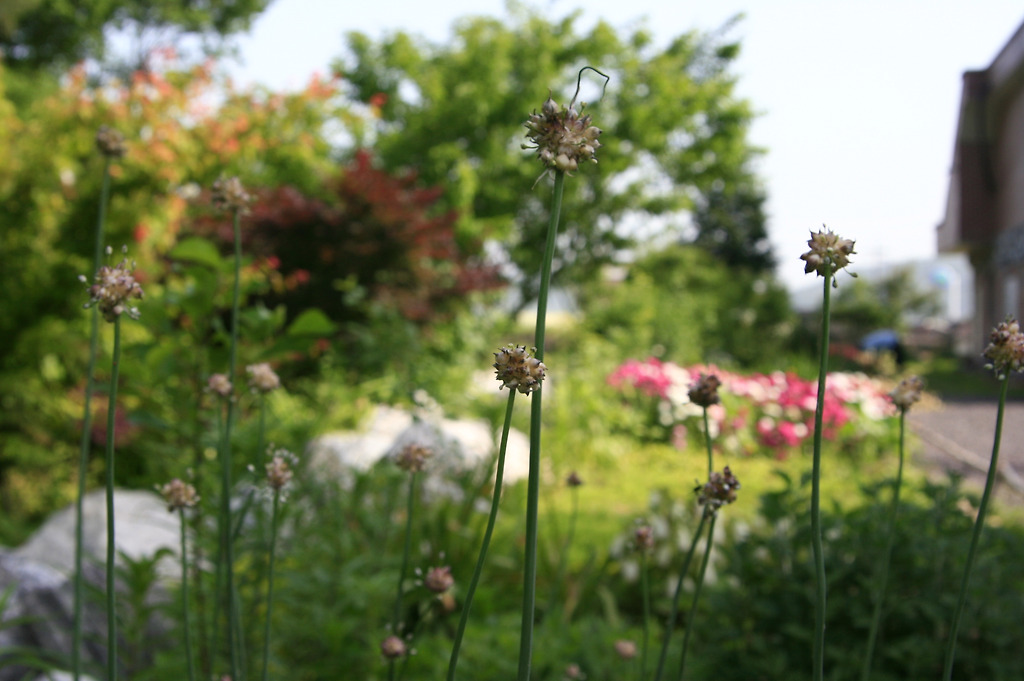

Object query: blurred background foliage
[1,2,1020,679]
[0,2,790,538]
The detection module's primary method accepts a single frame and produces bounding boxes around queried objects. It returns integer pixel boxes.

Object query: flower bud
[95,126,126,158]
[800,227,856,281]
[160,479,199,512]
[423,565,454,594]
[380,635,407,659]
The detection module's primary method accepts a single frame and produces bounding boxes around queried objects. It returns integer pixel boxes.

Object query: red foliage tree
[242,150,502,325]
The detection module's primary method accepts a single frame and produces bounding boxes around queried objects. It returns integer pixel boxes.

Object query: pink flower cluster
[607,358,679,400]
[608,358,895,458]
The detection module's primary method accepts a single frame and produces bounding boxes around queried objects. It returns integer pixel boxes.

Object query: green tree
[0,57,346,540]
[0,0,269,72]
[692,175,774,273]
[335,4,762,308]
[580,243,794,368]
[830,266,942,339]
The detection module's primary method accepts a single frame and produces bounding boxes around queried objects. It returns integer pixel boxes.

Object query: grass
[918,355,1024,400]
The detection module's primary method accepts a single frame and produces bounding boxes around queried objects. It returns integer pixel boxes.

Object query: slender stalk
[640,550,651,681]
[261,490,281,681]
[676,514,717,681]
[675,404,719,681]
[390,472,418,681]
[218,208,244,680]
[447,390,516,681]
[810,267,833,681]
[180,508,197,681]
[653,513,708,681]
[941,376,1009,681]
[104,318,122,681]
[860,410,906,681]
[517,170,565,681]
[701,409,713,478]
[257,393,267,462]
[74,155,112,681]
[212,404,225,664]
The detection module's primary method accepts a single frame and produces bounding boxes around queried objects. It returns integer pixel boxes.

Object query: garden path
[908,399,1024,506]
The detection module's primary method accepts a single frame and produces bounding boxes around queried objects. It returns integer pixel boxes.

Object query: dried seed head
[688,373,722,408]
[83,251,144,323]
[95,126,126,158]
[800,227,856,283]
[380,635,407,659]
[563,663,586,680]
[493,344,546,395]
[211,176,251,213]
[889,375,924,412]
[265,451,294,491]
[524,96,602,172]
[633,524,654,552]
[160,478,199,512]
[395,444,432,473]
[246,363,281,393]
[207,373,233,398]
[983,316,1024,378]
[696,466,741,515]
[566,470,583,488]
[613,639,637,660]
[423,565,454,594]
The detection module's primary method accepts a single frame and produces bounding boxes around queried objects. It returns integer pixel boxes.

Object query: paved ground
[907,399,1024,506]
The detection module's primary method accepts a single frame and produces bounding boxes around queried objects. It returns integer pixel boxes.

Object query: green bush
[578,243,795,369]
[691,473,1024,681]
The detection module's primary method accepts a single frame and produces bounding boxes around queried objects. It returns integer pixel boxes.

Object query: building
[939,17,1024,351]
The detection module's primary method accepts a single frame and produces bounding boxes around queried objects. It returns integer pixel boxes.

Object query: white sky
[226,0,1024,291]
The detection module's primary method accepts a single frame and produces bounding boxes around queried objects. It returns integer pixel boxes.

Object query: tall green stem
[640,550,651,681]
[75,156,112,681]
[675,405,718,681]
[447,390,516,681]
[810,268,833,681]
[257,393,267,461]
[941,376,1009,680]
[261,490,281,681]
[517,170,565,681]
[653,513,708,681]
[180,508,197,681]
[860,410,906,681]
[702,409,713,478]
[676,513,717,681]
[105,318,122,681]
[218,208,243,680]
[390,472,417,681]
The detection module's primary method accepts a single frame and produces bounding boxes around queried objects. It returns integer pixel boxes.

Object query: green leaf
[285,308,337,337]
[168,237,223,269]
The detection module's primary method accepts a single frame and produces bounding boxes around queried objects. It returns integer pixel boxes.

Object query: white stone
[13,489,180,579]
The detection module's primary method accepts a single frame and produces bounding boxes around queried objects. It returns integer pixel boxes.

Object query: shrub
[693,473,1024,681]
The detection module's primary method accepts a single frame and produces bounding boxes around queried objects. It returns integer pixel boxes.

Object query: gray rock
[0,549,105,681]
[14,490,180,579]
[31,672,99,681]
[1,490,180,681]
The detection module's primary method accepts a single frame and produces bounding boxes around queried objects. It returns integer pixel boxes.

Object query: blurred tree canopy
[691,176,773,273]
[0,2,789,536]
[580,243,794,368]
[0,58,348,534]
[335,4,766,307]
[0,0,270,72]
[830,267,942,339]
